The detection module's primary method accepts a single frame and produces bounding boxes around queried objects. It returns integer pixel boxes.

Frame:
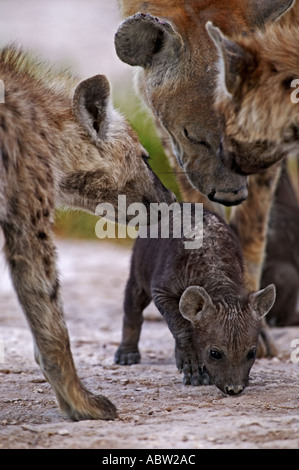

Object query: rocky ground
[0,238,299,449]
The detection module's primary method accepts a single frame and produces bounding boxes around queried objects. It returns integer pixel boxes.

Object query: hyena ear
[249,284,276,318]
[73,74,111,141]
[247,0,295,28]
[206,22,255,97]
[115,12,183,68]
[179,286,216,324]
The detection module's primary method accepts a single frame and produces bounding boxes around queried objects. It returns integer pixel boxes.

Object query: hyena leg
[262,262,299,327]
[152,295,211,386]
[115,273,151,365]
[2,219,117,421]
[230,164,282,357]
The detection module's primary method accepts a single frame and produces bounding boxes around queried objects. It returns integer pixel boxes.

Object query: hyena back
[0,46,173,421]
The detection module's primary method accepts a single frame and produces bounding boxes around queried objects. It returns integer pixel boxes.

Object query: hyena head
[207,20,299,176]
[71,74,175,217]
[115,0,294,204]
[180,285,276,395]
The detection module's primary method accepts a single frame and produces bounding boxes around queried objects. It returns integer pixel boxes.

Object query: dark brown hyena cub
[116,206,275,395]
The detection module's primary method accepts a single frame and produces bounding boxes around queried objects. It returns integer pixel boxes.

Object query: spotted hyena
[205,3,299,328]
[116,0,294,204]
[0,46,174,421]
[115,207,276,394]
[207,8,299,175]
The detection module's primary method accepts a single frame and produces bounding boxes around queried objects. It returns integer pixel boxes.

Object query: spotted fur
[117,0,295,356]
[0,45,173,421]
[208,1,299,174]
[115,207,276,394]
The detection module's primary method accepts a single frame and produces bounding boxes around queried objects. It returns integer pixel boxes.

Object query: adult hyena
[207,8,299,174]
[116,0,294,205]
[117,0,295,355]
[205,4,299,327]
[0,46,174,421]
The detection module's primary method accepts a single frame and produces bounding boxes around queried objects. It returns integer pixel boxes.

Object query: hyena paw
[183,368,213,386]
[114,346,141,365]
[58,389,118,421]
[175,346,212,386]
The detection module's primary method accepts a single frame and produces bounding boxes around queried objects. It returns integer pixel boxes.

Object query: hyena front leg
[115,272,151,365]
[230,163,282,357]
[2,215,117,421]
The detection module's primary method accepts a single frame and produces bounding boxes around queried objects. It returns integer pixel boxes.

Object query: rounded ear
[115,12,182,68]
[179,286,216,324]
[73,74,111,142]
[206,21,255,96]
[247,0,295,28]
[249,284,276,318]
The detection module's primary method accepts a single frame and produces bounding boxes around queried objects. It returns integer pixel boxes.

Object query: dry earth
[0,238,299,450]
[0,0,299,451]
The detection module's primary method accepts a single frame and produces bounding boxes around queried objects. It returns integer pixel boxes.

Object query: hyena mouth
[209,185,248,206]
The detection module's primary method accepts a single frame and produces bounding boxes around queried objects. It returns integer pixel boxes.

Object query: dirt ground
[0,238,299,450]
[1,0,298,452]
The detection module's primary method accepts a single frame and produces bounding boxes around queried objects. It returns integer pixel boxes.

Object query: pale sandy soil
[0,239,299,449]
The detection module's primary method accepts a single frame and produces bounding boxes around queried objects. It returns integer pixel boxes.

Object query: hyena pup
[115,206,276,395]
[206,19,299,175]
[0,46,174,421]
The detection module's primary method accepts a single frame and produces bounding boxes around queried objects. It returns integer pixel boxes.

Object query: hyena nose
[226,385,244,396]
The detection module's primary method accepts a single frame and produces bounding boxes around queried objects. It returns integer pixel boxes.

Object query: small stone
[58,429,70,436]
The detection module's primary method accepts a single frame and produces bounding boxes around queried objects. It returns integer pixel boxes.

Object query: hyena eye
[247,349,257,361]
[209,349,223,361]
[183,128,211,149]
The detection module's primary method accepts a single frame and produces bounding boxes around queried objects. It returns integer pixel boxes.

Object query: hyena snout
[225,384,245,396]
[149,170,177,206]
[212,184,248,207]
